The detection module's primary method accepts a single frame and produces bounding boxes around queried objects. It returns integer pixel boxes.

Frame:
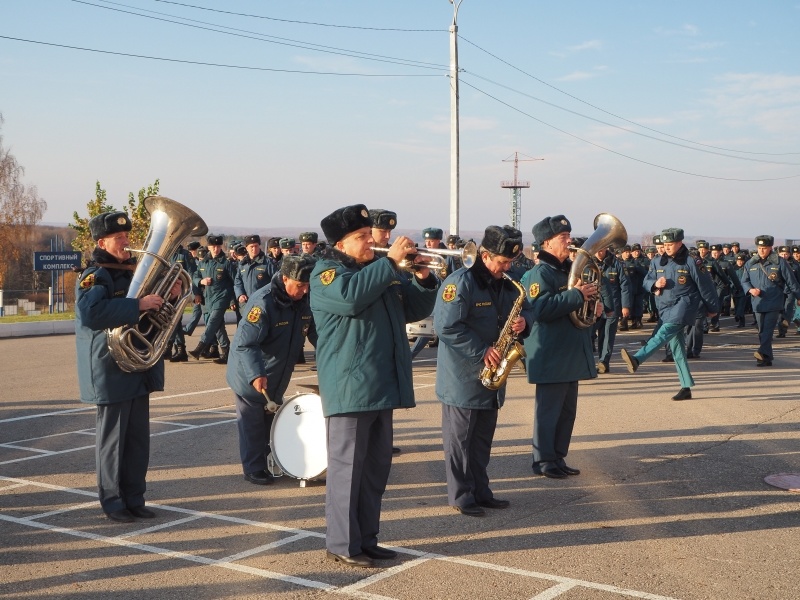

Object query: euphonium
[567,213,627,329]
[107,196,208,372]
[479,273,527,390]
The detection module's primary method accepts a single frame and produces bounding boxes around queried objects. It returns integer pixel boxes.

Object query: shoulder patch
[529,282,539,299]
[319,269,336,286]
[442,283,457,302]
[79,273,95,289]
[246,306,262,323]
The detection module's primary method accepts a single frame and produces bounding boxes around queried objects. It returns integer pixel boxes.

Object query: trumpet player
[434,226,532,517]
[523,215,597,479]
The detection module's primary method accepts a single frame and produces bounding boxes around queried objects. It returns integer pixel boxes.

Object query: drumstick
[261,390,280,413]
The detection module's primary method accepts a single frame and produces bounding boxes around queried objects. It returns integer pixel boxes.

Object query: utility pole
[501,152,543,231]
[448,0,463,236]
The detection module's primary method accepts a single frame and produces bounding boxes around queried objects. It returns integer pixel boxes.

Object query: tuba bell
[567,213,627,329]
[107,196,208,372]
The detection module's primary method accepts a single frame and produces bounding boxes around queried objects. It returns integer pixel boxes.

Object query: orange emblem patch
[529,283,540,298]
[320,269,336,286]
[247,306,262,324]
[442,283,457,302]
[79,274,95,289]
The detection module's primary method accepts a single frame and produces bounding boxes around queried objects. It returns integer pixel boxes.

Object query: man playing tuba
[522,215,597,479]
[75,211,182,523]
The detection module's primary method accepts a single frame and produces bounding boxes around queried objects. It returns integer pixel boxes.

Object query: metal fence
[0,289,71,317]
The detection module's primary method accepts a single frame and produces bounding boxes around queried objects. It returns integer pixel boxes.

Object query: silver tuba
[568,213,628,329]
[107,196,208,372]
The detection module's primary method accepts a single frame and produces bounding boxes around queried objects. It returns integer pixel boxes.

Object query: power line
[72,0,449,72]
[463,71,800,167]
[0,35,443,77]
[152,0,447,32]
[460,77,800,182]
[461,35,800,157]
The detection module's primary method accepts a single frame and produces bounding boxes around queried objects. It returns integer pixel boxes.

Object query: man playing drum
[226,255,317,485]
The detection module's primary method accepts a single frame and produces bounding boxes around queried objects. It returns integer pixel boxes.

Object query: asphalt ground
[1,316,799,600]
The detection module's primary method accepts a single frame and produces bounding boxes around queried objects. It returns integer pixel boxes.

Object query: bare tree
[0,114,48,289]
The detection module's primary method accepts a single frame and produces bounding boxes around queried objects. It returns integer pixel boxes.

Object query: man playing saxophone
[522,215,597,479]
[434,226,533,517]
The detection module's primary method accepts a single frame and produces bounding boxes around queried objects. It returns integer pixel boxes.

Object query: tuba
[568,213,627,329]
[107,196,208,372]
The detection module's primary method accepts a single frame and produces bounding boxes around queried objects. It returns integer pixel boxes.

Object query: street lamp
[449,0,463,237]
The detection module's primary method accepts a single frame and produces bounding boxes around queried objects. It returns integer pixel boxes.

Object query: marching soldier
[279,237,299,257]
[189,235,235,364]
[620,228,719,400]
[776,245,800,338]
[595,245,631,373]
[167,242,195,362]
[741,236,800,365]
[234,235,270,308]
[299,232,320,256]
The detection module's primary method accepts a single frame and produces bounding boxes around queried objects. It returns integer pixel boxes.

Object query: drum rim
[269,393,327,481]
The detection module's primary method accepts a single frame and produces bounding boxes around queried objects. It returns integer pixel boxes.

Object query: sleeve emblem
[677,275,687,285]
[529,282,539,298]
[320,269,336,286]
[442,283,457,302]
[79,273,95,289]
[246,306,262,323]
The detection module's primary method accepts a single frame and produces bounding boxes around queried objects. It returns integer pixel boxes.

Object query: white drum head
[270,393,327,480]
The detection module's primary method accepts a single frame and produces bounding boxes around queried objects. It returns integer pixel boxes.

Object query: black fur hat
[243,234,261,246]
[481,225,522,258]
[187,241,201,251]
[369,209,397,231]
[89,211,131,241]
[280,254,316,282]
[755,235,774,247]
[320,204,372,244]
[207,235,224,246]
[532,215,571,244]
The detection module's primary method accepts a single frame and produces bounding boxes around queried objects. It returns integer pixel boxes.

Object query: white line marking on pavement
[0,475,683,600]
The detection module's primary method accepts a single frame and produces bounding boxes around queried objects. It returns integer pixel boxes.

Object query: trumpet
[372,241,477,277]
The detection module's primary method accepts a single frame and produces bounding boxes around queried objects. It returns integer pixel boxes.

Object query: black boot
[213,348,228,365]
[188,342,208,360]
[170,345,188,362]
[618,318,629,332]
[205,345,220,359]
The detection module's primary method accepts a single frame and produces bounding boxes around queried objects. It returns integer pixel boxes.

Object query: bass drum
[269,393,327,487]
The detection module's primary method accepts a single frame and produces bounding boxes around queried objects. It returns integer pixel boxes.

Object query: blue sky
[2,1,799,242]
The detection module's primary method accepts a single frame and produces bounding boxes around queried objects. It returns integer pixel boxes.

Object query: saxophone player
[434,226,533,517]
[522,215,597,479]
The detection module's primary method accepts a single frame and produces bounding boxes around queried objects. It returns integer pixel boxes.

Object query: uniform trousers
[754,311,779,360]
[96,394,150,513]
[686,315,706,356]
[596,315,618,367]
[183,302,203,335]
[326,409,393,557]
[234,393,275,475]
[779,295,796,335]
[533,381,577,466]
[633,322,695,388]
[199,307,230,349]
[441,404,498,508]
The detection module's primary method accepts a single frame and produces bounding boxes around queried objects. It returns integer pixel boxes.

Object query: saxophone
[479,273,527,390]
